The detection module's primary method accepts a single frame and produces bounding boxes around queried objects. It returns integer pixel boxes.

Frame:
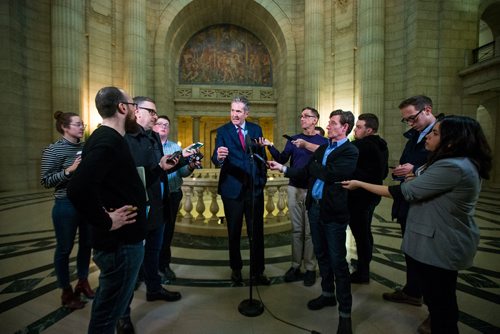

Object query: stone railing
[175,169,290,236]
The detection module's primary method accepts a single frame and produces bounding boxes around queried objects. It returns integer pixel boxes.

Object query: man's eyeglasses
[300,114,317,119]
[401,108,424,124]
[155,123,169,128]
[120,102,138,109]
[69,123,87,129]
[139,107,158,116]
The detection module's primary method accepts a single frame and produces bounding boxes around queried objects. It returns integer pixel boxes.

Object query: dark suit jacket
[286,141,358,222]
[211,121,267,199]
[392,128,430,221]
[125,127,189,230]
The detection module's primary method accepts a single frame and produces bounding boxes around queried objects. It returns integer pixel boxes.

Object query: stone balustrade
[175,169,291,236]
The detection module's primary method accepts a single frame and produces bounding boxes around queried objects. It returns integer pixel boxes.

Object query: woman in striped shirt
[40,111,94,310]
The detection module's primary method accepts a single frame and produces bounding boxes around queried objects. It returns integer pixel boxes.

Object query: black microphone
[245,134,253,154]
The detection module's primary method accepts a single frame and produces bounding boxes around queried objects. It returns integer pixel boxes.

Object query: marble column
[192,116,200,143]
[358,0,385,121]
[304,0,324,109]
[51,0,84,139]
[123,0,147,96]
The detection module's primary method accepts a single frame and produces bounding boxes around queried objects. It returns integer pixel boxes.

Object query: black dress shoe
[307,295,337,310]
[303,270,316,286]
[116,316,135,334]
[231,269,242,284]
[350,271,369,284]
[337,316,352,334]
[252,274,271,286]
[146,287,182,302]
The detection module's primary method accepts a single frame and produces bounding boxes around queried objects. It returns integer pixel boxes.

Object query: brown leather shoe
[382,289,423,306]
[61,287,85,310]
[74,279,95,299]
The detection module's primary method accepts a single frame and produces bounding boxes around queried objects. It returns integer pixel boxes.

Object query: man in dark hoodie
[348,113,389,284]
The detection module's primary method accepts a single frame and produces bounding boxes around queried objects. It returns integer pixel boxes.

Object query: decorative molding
[200,89,216,98]
[177,88,192,97]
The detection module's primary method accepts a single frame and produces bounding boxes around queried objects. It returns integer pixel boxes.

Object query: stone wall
[0,0,498,193]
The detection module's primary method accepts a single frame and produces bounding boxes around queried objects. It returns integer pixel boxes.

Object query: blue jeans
[52,197,91,288]
[308,202,352,317]
[88,242,144,334]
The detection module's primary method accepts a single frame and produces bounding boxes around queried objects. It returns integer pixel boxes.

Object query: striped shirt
[40,137,83,199]
[161,140,193,192]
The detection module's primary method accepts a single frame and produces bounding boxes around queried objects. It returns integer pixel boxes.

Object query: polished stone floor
[0,189,499,334]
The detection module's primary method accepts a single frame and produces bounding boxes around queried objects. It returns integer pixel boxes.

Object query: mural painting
[179,24,272,86]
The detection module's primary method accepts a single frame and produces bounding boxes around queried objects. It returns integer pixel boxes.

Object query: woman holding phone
[342,115,492,333]
[41,111,94,309]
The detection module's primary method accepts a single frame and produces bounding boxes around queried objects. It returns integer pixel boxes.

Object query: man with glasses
[260,107,328,286]
[382,95,439,307]
[268,110,358,334]
[154,115,196,282]
[119,96,183,334]
[67,87,148,333]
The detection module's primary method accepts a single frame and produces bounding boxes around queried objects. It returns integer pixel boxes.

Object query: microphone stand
[238,135,264,317]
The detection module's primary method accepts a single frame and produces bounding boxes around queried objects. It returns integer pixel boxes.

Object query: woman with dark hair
[342,115,492,333]
[41,111,94,310]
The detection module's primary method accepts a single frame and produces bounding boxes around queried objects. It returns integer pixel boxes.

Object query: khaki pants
[287,185,316,271]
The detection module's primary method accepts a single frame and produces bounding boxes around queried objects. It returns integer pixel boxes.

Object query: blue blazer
[211,121,267,199]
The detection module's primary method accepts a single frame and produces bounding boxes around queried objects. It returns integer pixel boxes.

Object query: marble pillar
[51,0,84,139]
[358,0,385,122]
[123,0,147,97]
[304,0,324,109]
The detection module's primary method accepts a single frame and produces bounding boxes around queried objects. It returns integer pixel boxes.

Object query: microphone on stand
[245,134,254,155]
[238,133,264,317]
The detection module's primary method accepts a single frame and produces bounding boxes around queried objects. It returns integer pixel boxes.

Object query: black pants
[159,190,183,271]
[222,192,265,275]
[348,200,376,277]
[407,255,459,334]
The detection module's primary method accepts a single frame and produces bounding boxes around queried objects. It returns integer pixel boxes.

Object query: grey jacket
[399,157,481,270]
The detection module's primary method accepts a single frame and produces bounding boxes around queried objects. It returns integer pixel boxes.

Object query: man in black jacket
[67,87,147,334]
[269,110,358,334]
[348,113,389,284]
[382,95,438,306]
[118,96,183,334]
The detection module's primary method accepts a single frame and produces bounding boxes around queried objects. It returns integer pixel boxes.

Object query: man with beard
[67,87,154,333]
[118,96,185,334]
[348,113,389,284]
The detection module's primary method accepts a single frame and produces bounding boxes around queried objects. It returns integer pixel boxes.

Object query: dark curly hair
[426,115,492,179]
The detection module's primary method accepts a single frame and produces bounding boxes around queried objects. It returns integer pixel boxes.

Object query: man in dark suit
[211,96,270,286]
[269,110,359,334]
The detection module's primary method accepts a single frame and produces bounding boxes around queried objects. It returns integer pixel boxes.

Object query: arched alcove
[152,0,297,155]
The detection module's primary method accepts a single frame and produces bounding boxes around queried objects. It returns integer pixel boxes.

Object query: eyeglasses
[69,123,87,129]
[120,102,138,109]
[155,123,169,128]
[401,108,424,124]
[300,114,317,119]
[139,107,158,116]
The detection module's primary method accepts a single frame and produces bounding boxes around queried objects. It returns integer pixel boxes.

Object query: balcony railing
[175,169,291,236]
[472,41,495,63]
